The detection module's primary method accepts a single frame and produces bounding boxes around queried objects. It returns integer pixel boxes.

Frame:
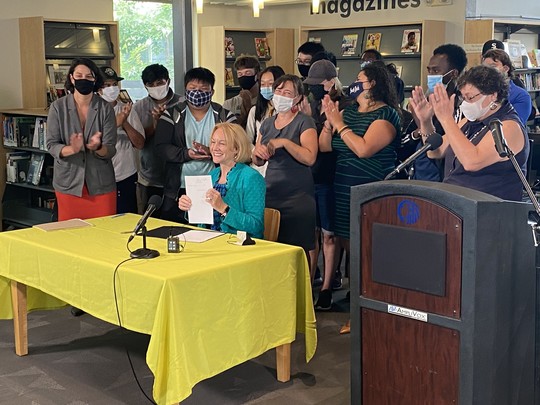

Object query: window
[113,0,174,101]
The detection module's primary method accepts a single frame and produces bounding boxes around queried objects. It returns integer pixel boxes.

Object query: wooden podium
[350,180,537,404]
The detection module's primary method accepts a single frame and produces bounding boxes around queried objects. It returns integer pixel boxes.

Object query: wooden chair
[263,208,281,242]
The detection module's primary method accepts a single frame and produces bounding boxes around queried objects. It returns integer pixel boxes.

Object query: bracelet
[418,130,436,138]
[337,126,350,136]
[410,130,421,141]
[340,128,352,140]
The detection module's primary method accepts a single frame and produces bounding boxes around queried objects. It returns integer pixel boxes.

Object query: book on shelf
[254,37,270,58]
[6,151,31,183]
[31,118,48,151]
[505,40,523,69]
[225,67,235,87]
[27,153,46,186]
[401,29,420,53]
[225,37,235,58]
[341,34,358,56]
[528,50,539,67]
[365,33,382,51]
[2,116,35,147]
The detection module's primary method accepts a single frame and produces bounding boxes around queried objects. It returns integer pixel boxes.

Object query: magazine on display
[365,33,382,51]
[341,34,358,56]
[401,29,421,53]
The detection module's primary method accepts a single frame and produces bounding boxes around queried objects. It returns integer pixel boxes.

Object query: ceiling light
[312,0,320,13]
[259,0,264,8]
[196,0,203,14]
[253,0,260,17]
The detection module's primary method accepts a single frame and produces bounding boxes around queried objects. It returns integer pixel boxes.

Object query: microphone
[385,132,443,180]
[128,195,162,243]
[489,118,508,157]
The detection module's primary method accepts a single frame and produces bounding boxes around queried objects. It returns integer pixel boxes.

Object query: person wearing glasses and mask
[155,67,236,223]
[252,74,318,256]
[409,65,528,201]
[405,44,468,182]
[223,54,261,128]
[296,41,326,79]
[133,64,181,214]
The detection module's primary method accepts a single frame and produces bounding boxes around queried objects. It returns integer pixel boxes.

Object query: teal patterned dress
[331,104,401,239]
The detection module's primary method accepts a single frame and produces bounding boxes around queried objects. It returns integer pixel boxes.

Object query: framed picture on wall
[47,65,70,89]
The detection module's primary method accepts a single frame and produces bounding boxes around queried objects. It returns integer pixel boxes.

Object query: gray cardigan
[47,94,117,197]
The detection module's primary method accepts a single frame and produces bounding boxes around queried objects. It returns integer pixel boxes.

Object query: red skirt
[56,184,116,221]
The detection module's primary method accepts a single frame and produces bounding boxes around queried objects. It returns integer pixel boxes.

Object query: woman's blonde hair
[211,123,252,163]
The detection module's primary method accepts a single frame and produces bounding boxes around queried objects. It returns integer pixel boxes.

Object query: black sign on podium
[350,180,538,404]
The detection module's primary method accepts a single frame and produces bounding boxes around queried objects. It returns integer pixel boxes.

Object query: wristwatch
[221,205,230,218]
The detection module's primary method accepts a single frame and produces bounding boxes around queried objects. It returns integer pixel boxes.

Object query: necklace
[465,124,487,143]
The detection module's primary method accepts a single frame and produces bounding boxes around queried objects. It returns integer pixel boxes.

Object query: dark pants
[116,173,138,214]
[136,183,163,217]
[160,191,188,224]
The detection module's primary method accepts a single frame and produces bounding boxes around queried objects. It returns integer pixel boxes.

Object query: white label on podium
[388,305,428,322]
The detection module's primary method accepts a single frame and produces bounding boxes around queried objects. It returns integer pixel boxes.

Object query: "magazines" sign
[311,0,421,18]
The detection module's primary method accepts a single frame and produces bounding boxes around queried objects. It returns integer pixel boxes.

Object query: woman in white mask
[252,74,318,257]
[409,65,528,201]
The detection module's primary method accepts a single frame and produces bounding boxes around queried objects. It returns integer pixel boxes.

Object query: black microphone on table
[384,132,443,180]
[488,118,509,158]
[128,195,163,243]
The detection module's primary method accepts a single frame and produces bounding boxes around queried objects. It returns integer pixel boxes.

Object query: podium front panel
[361,309,459,404]
[361,196,462,318]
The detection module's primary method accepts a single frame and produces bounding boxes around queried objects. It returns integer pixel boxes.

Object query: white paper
[185,175,214,224]
[181,229,224,243]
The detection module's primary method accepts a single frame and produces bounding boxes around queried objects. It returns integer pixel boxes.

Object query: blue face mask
[348,80,365,100]
[426,70,453,93]
[260,86,273,101]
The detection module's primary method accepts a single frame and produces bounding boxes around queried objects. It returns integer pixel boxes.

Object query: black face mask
[298,65,311,79]
[238,75,256,90]
[309,84,327,101]
[74,79,95,95]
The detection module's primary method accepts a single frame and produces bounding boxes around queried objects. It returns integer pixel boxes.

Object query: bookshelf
[299,21,446,95]
[12,16,119,109]
[199,26,295,104]
[1,109,55,230]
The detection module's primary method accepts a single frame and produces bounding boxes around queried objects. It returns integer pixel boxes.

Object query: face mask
[146,83,169,100]
[298,64,310,78]
[348,80,365,100]
[309,84,327,101]
[360,60,372,70]
[185,89,213,108]
[272,94,295,113]
[101,86,120,103]
[427,71,453,93]
[260,86,273,101]
[238,75,257,90]
[74,79,95,95]
[460,95,490,121]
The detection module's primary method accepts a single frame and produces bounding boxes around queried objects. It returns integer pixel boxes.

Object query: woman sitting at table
[178,123,265,238]
[409,64,528,201]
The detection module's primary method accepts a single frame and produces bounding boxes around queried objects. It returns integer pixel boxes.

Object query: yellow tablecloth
[0,214,317,404]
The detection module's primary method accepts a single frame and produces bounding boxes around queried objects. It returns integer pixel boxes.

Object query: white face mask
[460,95,490,121]
[101,85,120,103]
[272,94,295,113]
[146,83,169,100]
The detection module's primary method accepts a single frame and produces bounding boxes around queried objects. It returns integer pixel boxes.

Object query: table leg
[10,281,28,356]
[276,343,291,382]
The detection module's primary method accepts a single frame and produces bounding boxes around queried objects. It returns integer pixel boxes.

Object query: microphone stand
[498,142,540,246]
[130,225,160,259]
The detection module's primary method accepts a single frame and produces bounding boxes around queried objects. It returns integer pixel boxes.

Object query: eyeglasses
[458,92,482,103]
[295,58,311,66]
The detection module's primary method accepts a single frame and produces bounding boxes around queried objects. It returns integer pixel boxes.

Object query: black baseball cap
[100,66,124,82]
[482,40,504,56]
